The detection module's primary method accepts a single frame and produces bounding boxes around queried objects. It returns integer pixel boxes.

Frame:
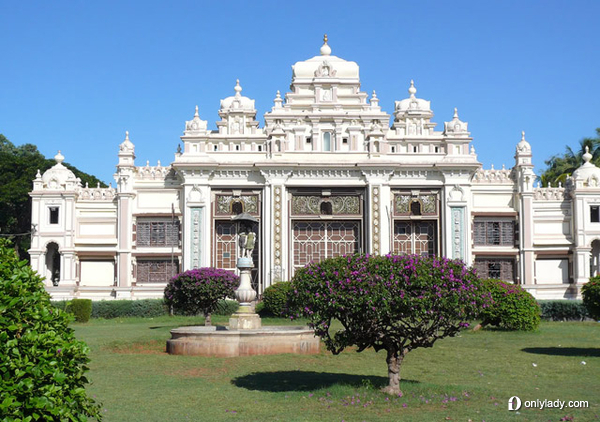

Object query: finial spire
[194,105,199,117]
[55,150,64,164]
[521,131,526,141]
[125,131,129,140]
[408,80,417,98]
[320,34,331,56]
[454,107,459,119]
[234,79,242,96]
[583,145,592,164]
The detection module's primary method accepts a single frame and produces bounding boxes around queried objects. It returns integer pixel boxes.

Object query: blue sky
[1,1,599,185]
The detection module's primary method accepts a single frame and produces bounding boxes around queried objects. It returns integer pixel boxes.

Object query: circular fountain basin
[167,325,321,357]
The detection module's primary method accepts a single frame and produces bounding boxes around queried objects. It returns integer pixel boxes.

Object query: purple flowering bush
[164,268,239,326]
[582,276,600,320]
[478,279,540,331]
[288,253,489,395]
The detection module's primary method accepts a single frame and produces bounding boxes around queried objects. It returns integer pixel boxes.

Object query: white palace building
[29,37,600,301]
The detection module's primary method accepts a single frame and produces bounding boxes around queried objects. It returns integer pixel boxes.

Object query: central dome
[291,36,359,81]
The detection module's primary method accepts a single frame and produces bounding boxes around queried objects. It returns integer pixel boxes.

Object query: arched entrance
[591,239,600,277]
[45,242,61,286]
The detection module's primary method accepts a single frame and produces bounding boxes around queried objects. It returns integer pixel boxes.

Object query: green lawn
[74,317,599,421]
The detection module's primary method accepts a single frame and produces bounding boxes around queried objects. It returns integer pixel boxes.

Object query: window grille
[474,258,515,282]
[136,260,178,283]
[474,220,514,246]
[137,220,180,247]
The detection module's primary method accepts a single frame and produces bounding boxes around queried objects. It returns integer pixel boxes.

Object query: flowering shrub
[0,240,101,420]
[164,267,239,325]
[478,279,541,331]
[582,276,600,320]
[288,253,489,395]
[261,282,293,317]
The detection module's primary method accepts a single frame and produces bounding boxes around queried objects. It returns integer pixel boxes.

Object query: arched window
[320,201,333,215]
[232,201,244,215]
[323,132,331,152]
[410,200,422,216]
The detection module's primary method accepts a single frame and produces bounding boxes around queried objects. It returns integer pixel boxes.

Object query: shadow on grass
[232,370,418,392]
[522,347,600,357]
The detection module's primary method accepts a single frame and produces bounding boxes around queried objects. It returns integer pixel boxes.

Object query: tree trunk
[204,312,212,326]
[381,348,404,395]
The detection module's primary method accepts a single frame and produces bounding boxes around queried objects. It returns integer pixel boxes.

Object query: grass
[74,317,600,421]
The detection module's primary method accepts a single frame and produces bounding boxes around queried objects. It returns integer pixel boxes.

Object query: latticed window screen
[473,220,514,246]
[473,258,515,282]
[292,221,360,269]
[393,221,437,256]
[137,220,180,247]
[137,260,178,283]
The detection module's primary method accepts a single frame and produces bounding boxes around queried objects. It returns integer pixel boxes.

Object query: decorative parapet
[78,184,116,201]
[135,162,173,180]
[533,187,568,201]
[472,166,514,184]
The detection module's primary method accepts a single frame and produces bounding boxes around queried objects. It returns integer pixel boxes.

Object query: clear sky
[1,1,599,185]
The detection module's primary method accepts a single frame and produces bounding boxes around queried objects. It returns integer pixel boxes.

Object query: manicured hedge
[538,300,588,321]
[51,298,239,319]
[92,299,168,319]
[582,277,600,320]
[261,282,293,317]
[70,299,92,323]
[479,279,541,331]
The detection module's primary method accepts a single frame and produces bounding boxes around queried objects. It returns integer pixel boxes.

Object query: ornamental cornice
[472,167,514,184]
[360,169,394,182]
[259,169,293,183]
[533,187,568,201]
[291,168,360,179]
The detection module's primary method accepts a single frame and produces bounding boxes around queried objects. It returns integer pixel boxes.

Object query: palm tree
[540,128,600,187]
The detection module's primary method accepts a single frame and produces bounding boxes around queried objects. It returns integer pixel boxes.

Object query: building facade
[29,38,600,300]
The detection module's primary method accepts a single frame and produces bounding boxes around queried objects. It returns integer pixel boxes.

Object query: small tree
[288,254,488,395]
[582,276,600,320]
[0,239,101,420]
[164,268,239,326]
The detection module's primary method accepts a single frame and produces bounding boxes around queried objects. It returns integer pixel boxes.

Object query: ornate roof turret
[320,34,331,56]
[572,146,600,187]
[220,80,256,111]
[291,35,360,82]
[119,130,135,153]
[395,80,433,115]
[40,151,80,190]
[516,131,531,154]
[444,108,469,135]
[184,105,209,136]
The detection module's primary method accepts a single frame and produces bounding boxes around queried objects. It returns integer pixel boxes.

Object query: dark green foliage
[540,128,600,187]
[70,299,92,323]
[539,300,588,321]
[289,254,488,394]
[582,276,600,320]
[479,279,541,331]
[164,268,239,326]
[212,299,239,316]
[0,134,106,260]
[0,239,101,420]
[91,299,168,319]
[261,282,293,317]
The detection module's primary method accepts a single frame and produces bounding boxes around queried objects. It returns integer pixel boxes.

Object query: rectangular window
[136,220,180,247]
[474,219,515,246]
[136,260,178,283]
[49,207,59,225]
[474,258,515,282]
[591,206,600,223]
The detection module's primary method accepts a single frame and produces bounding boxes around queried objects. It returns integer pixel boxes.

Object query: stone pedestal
[229,312,262,330]
[231,257,262,329]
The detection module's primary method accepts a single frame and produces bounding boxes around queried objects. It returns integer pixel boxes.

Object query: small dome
[516,131,531,154]
[395,80,432,114]
[41,151,78,190]
[572,146,600,186]
[220,80,256,111]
